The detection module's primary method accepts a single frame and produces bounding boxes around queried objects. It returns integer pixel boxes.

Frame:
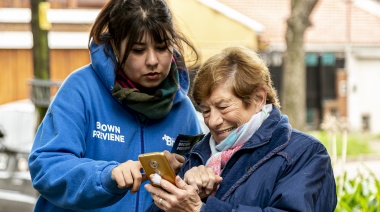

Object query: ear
[253,87,267,112]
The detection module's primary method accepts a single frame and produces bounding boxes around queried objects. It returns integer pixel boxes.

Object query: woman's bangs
[149,24,173,46]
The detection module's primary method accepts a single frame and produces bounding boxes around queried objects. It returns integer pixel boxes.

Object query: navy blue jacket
[149,106,337,211]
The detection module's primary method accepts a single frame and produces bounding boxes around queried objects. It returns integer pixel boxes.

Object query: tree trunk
[30,0,50,126]
[282,0,318,131]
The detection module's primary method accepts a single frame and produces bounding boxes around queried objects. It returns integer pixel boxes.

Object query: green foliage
[374,134,380,140]
[335,169,380,212]
[309,131,380,211]
[309,131,373,156]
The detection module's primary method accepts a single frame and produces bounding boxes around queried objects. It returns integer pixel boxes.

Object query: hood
[89,41,190,104]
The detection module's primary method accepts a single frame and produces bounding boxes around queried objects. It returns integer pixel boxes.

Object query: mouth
[145,72,160,76]
[215,127,236,134]
[212,127,237,143]
[144,72,161,80]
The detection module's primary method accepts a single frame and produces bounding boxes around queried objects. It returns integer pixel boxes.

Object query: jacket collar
[190,106,291,161]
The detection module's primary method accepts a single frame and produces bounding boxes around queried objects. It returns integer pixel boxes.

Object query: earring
[110,40,119,63]
[115,53,119,63]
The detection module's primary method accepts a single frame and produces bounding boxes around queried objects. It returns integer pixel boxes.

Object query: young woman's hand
[145,176,203,212]
[184,165,222,199]
[163,150,185,174]
[111,160,147,193]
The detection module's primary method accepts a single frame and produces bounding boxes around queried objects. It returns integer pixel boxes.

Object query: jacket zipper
[135,123,146,212]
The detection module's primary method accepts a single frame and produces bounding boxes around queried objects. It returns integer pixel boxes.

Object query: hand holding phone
[138,152,176,186]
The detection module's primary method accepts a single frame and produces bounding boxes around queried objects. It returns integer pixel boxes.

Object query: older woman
[145,46,337,211]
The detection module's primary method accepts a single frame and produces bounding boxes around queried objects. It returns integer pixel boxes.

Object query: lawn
[308,131,376,157]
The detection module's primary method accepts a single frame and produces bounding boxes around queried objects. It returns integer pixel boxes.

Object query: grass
[308,131,376,157]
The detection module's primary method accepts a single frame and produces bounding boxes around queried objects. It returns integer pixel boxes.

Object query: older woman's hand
[145,176,203,212]
[184,165,222,199]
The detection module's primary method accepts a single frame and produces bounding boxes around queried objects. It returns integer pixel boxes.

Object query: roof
[217,0,380,51]
[0,8,98,23]
[197,0,264,33]
[0,8,96,49]
[0,31,89,49]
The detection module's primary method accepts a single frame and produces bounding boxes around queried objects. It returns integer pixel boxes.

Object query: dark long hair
[88,0,198,71]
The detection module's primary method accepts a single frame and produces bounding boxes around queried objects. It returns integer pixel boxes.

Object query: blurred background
[0,0,379,211]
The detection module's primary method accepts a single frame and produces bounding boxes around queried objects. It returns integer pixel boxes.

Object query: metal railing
[28,78,62,107]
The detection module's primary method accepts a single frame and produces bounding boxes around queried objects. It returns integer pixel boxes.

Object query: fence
[0,48,90,105]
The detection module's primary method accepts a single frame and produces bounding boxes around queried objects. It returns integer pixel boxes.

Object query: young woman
[28,0,203,211]
[145,46,337,211]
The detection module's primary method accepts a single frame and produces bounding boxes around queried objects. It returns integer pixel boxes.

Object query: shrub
[335,168,380,212]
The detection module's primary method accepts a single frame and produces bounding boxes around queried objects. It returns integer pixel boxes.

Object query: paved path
[335,159,380,179]
[333,140,380,179]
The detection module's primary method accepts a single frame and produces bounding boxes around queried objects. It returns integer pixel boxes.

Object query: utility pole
[30,0,51,125]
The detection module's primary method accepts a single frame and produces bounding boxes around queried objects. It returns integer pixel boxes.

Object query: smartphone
[138,152,176,186]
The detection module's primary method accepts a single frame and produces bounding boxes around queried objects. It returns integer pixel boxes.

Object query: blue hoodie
[28,41,203,211]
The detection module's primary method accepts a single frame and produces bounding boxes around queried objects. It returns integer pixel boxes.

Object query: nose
[207,109,223,129]
[146,48,159,67]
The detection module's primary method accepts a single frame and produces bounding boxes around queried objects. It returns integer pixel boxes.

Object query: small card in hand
[171,133,205,156]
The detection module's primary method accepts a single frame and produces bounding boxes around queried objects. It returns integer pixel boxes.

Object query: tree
[282,0,319,131]
[30,0,51,125]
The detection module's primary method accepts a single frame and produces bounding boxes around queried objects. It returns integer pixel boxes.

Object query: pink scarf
[205,104,272,195]
[206,144,243,176]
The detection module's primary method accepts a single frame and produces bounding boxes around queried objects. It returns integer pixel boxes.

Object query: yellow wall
[167,0,258,64]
